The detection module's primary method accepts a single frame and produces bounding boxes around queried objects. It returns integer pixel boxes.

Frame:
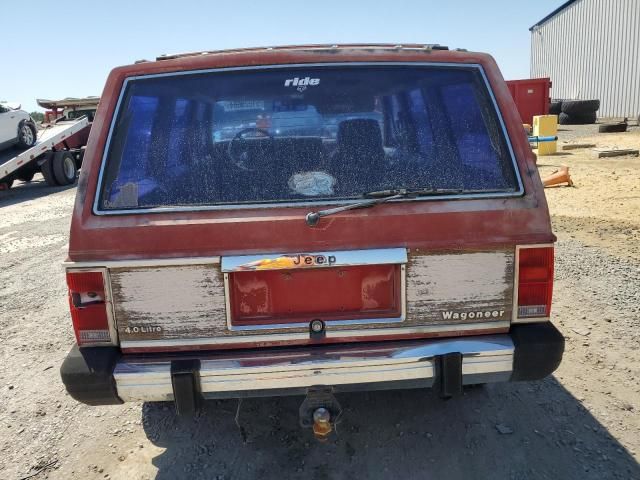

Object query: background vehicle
[38,96,99,149]
[0,102,37,151]
[61,45,564,438]
[0,98,98,190]
[38,96,100,123]
[0,117,89,189]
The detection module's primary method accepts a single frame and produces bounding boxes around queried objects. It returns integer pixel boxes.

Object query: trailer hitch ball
[312,408,332,441]
[299,386,341,440]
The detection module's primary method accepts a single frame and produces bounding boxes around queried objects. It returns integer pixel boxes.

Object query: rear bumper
[61,323,564,406]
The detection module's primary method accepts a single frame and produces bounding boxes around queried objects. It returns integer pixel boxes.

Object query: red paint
[68,45,555,350]
[506,77,551,125]
[44,109,92,150]
[44,109,63,124]
[70,47,553,261]
[229,265,400,326]
[57,125,91,150]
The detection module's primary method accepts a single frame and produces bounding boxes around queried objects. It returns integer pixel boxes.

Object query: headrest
[336,119,384,152]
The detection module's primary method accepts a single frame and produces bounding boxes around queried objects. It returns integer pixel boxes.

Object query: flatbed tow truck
[0,117,89,190]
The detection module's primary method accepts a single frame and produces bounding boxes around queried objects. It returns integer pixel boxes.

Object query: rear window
[97,64,520,212]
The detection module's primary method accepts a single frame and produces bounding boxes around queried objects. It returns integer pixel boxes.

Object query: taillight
[516,246,554,319]
[66,270,114,346]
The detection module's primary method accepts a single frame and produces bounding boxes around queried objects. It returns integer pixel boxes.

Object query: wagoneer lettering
[61,45,564,436]
[441,310,506,320]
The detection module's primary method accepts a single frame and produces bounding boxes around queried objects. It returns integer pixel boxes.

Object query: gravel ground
[0,126,639,479]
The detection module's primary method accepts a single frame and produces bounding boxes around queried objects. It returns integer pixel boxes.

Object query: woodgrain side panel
[405,250,514,325]
[110,265,227,341]
[109,249,515,346]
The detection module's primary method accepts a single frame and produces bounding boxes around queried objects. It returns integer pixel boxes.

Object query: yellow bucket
[533,115,558,155]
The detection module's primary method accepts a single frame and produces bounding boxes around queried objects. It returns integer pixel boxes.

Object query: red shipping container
[506,78,551,125]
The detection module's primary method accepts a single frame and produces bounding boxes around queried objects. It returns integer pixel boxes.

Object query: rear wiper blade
[304,188,462,226]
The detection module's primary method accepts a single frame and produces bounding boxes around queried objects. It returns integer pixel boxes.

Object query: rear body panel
[71,246,516,352]
[71,47,551,258]
[67,45,554,354]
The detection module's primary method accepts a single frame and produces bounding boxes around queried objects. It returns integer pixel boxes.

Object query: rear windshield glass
[98,65,519,211]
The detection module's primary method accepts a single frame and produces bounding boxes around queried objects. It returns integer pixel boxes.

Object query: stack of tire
[549,99,600,125]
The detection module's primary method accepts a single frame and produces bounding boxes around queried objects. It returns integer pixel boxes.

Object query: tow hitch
[299,386,342,441]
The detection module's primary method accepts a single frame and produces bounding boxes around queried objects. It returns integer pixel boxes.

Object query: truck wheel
[40,153,60,186]
[0,178,14,190]
[74,149,85,169]
[52,152,78,185]
[17,122,37,148]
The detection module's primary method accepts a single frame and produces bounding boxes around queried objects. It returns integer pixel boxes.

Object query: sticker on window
[218,100,265,112]
[288,172,336,196]
[106,182,140,208]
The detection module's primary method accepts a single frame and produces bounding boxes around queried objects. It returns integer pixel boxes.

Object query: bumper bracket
[171,359,201,415]
[436,352,463,398]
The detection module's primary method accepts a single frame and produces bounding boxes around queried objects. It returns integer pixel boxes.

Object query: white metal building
[530,0,640,118]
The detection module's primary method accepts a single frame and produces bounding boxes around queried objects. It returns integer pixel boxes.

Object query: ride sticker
[288,171,336,196]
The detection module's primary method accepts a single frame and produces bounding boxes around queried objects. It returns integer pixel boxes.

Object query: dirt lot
[1,125,639,480]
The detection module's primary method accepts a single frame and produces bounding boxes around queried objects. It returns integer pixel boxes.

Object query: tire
[572,111,597,124]
[16,122,37,148]
[0,178,14,190]
[16,171,35,182]
[598,122,627,133]
[549,100,562,115]
[558,112,572,125]
[558,111,597,125]
[40,153,59,186]
[74,149,85,169]
[561,99,600,116]
[52,151,78,185]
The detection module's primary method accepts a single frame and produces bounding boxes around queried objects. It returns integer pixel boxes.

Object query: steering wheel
[227,128,275,171]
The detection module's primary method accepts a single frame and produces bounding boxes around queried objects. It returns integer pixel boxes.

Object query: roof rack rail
[155,43,452,61]
[424,44,449,50]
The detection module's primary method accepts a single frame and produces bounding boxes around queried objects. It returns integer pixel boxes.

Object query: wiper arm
[304,188,462,226]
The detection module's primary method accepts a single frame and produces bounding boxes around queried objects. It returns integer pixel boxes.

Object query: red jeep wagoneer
[61,44,563,434]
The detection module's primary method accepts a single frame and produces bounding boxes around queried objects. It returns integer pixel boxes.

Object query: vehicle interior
[100,66,518,209]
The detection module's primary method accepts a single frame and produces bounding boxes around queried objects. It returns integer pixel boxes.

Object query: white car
[0,102,37,151]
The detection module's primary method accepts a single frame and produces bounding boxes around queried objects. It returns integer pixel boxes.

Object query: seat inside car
[276,137,325,173]
[331,119,386,181]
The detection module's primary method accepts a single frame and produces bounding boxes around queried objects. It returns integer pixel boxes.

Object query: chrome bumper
[113,335,514,402]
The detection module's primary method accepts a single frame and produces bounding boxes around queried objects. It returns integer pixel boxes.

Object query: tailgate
[104,247,514,350]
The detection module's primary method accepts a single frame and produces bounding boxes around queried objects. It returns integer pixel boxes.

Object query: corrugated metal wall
[530,0,640,118]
